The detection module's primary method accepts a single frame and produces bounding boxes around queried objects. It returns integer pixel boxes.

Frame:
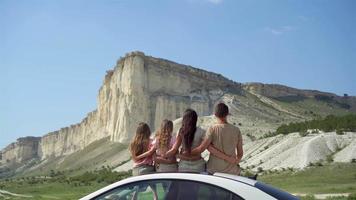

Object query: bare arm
[165,135,182,158]
[177,153,201,161]
[236,133,243,163]
[132,146,156,161]
[155,156,176,164]
[190,138,211,155]
[207,145,237,164]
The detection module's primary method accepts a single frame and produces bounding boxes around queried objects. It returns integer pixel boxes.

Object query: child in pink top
[130,122,156,175]
[132,138,155,167]
[130,122,158,200]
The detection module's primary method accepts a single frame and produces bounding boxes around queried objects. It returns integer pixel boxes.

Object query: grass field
[260,163,356,194]
[0,181,107,199]
[1,163,356,199]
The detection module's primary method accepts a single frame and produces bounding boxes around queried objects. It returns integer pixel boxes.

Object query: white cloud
[207,0,223,4]
[265,26,297,35]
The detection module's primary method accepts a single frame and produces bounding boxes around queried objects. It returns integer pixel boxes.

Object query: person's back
[164,109,206,173]
[206,123,241,174]
[178,118,206,173]
[190,102,243,175]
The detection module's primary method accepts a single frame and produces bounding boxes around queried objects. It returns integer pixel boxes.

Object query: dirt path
[296,193,350,199]
[0,189,32,198]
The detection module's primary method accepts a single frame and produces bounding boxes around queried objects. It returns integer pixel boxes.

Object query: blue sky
[1,0,355,149]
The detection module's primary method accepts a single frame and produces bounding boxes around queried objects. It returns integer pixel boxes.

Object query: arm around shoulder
[165,134,182,158]
[134,146,156,161]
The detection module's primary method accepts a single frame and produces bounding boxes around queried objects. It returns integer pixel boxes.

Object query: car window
[255,181,299,200]
[93,179,244,200]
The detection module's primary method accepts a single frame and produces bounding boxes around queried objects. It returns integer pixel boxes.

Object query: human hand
[161,152,167,158]
[180,150,189,156]
[226,156,238,164]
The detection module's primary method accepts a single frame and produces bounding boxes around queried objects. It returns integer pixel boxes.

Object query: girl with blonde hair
[154,119,178,172]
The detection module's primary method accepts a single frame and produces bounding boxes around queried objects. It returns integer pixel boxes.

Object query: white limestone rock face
[2,51,355,173]
[334,132,356,162]
[104,52,242,143]
[23,51,242,161]
[240,132,356,171]
[38,110,106,159]
[1,137,40,163]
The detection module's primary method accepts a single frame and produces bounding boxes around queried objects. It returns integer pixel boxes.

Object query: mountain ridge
[1,51,355,177]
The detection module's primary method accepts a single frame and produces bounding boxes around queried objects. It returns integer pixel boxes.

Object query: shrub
[257,167,263,173]
[276,114,356,135]
[348,193,356,200]
[299,131,309,137]
[246,133,256,141]
[351,159,356,163]
[326,155,334,163]
[287,167,294,172]
[241,170,255,177]
[311,129,319,133]
[336,129,345,135]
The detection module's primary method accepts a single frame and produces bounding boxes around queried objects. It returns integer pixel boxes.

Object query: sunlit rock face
[3,51,242,161]
[2,51,355,168]
[1,137,40,163]
[104,52,242,143]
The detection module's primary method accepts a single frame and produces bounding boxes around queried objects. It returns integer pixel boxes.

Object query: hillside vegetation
[274,114,356,136]
[0,167,131,200]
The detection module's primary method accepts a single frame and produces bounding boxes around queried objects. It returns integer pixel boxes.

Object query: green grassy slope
[24,137,129,177]
[260,163,356,194]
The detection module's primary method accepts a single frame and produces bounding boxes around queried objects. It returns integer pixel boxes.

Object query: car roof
[79,173,275,200]
[213,172,257,186]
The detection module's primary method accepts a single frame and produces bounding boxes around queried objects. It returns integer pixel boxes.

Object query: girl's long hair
[130,122,151,157]
[179,109,198,153]
[156,119,173,152]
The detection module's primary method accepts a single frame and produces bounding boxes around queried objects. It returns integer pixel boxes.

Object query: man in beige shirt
[190,103,243,175]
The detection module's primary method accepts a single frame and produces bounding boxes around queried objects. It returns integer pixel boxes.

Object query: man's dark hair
[214,103,229,118]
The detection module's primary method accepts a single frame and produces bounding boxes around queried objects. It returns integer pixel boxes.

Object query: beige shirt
[206,123,242,174]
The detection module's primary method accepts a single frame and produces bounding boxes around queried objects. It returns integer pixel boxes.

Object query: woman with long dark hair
[165,109,206,172]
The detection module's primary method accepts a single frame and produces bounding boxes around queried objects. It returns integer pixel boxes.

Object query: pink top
[155,136,176,160]
[133,139,154,167]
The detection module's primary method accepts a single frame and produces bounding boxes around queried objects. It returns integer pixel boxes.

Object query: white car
[80,173,299,200]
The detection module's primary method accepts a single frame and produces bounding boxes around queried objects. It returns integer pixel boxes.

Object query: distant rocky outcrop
[244,83,356,111]
[1,137,40,163]
[1,51,355,175]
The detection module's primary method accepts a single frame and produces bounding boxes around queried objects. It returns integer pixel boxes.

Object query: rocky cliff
[1,137,40,163]
[1,51,243,163]
[103,51,242,143]
[1,51,355,173]
[244,83,356,111]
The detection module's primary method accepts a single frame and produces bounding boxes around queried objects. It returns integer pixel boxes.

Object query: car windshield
[255,181,299,200]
